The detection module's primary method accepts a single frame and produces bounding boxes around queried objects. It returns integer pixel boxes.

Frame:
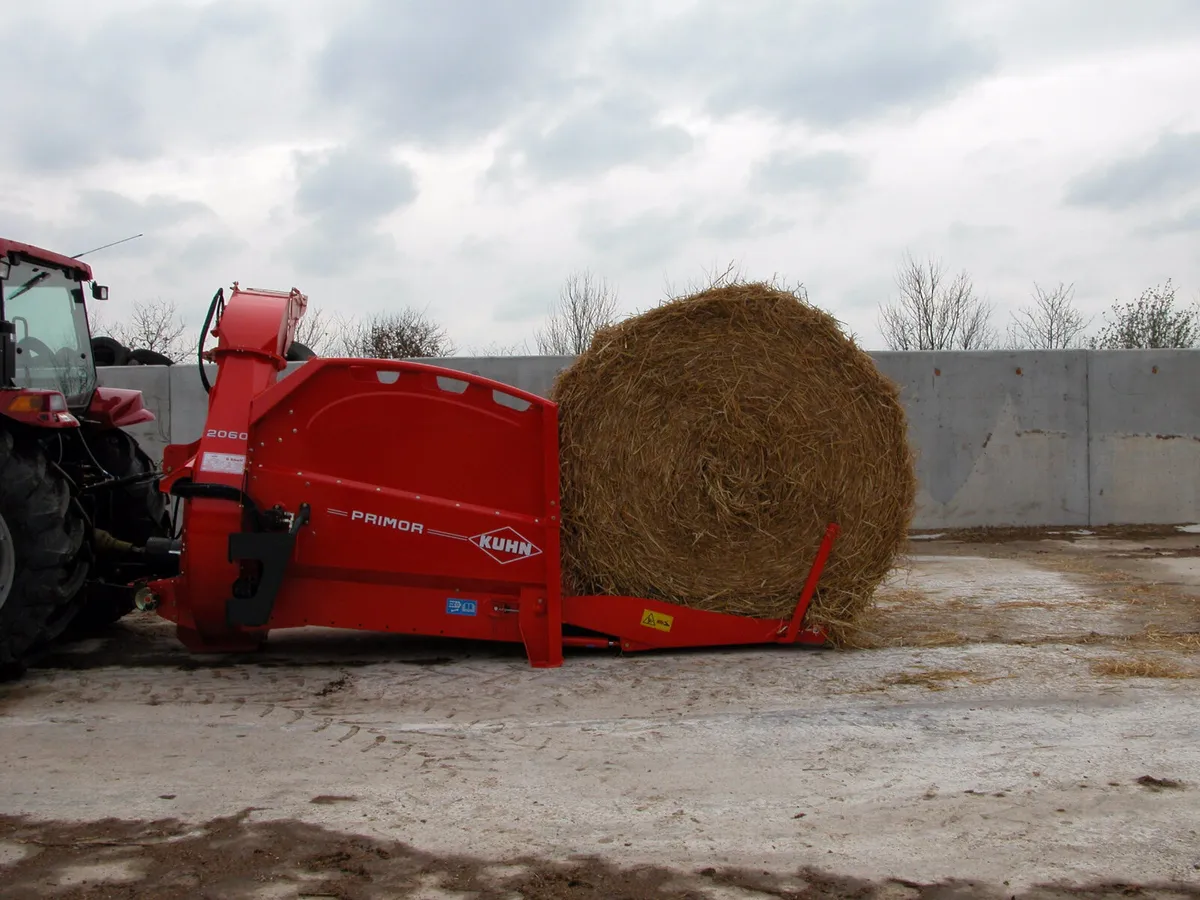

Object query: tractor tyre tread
[90,336,130,367]
[285,340,316,361]
[0,430,89,668]
[126,348,174,367]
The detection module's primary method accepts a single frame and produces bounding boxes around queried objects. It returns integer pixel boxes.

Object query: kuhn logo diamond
[469,527,542,564]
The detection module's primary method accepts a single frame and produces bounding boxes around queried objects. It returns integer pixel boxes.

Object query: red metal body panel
[562,524,839,652]
[146,283,840,667]
[87,386,156,428]
[0,238,93,278]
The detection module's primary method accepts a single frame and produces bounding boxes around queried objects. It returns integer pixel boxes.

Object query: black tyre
[66,426,172,635]
[91,336,130,367]
[286,340,316,361]
[127,348,174,366]
[0,429,90,672]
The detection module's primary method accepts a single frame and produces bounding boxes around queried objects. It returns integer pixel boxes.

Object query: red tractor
[0,237,176,676]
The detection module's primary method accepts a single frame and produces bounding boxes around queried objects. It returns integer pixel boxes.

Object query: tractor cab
[0,239,107,416]
[0,237,174,678]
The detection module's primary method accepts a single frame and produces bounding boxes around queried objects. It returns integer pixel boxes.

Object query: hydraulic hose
[198,287,224,395]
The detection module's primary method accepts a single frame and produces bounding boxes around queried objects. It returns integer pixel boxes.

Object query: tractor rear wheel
[67,426,172,635]
[0,429,90,675]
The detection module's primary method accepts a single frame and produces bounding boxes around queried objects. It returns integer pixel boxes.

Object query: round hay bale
[550,281,916,644]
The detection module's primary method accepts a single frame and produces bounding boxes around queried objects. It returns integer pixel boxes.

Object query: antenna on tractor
[71,233,144,259]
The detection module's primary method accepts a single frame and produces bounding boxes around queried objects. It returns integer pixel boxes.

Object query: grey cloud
[0,2,288,173]
[78,191,216,234]
[619,0,998,127]
[0,190,225,265]
[947,221,1015,244]
[750,150,868,194]
[282,145,418,276]
[454,235,507,262]
[0,189,245,315]
[489,93,695,182]
[1064,132,1200,210]
[294,147,418,225]
[838,279,897,313]
[579,206,697,269]
[1136,206,1200,237]
[979,1,1200,60]
[315,0,592,146]
[281,226,400,278]
[697,208,796,241]
[157,233,252,288]
[494,289,558,324]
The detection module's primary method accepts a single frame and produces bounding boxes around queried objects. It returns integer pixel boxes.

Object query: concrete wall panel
[1088,350,1200,525]
[872,351,1089,529]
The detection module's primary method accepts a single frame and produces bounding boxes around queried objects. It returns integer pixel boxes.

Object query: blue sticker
[445,598,478,617]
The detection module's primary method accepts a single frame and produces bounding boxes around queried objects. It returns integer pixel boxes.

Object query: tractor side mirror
[92,282,108,301]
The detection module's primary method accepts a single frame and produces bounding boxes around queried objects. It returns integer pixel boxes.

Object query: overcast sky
[3,0,1199,353]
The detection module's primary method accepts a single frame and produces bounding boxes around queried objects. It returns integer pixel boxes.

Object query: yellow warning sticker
[640,609,674,633]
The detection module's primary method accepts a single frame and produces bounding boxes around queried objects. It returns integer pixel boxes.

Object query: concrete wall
[873,351,1092,529]
[1087,350,1200,526]
[95,349,1200,530]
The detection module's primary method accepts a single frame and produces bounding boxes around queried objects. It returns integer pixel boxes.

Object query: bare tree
[1090,279,1200,349]
[291,305,340,356]
[99,298,193,363]
[535,269,621,355]
[1006,282,1093,349]
[878,253,997,350]
[338,308,454,359]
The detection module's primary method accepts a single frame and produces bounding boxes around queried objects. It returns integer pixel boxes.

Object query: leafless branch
[465,338,534,356]
[101,297,193,363]
[1006,282,1092,349]
[535,269,621,355]
[336,307,455,359]
[292,305,341,356]
[877,252,997,350]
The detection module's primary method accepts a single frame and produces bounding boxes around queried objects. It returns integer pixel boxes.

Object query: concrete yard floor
[2,532,1199,899]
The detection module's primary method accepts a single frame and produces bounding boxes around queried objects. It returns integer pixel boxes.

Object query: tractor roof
[0,237,93,280]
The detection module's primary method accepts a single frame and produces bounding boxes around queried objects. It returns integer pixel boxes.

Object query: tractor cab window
[1,259,96,408]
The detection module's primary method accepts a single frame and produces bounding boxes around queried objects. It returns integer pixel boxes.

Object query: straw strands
[550,281,917,644]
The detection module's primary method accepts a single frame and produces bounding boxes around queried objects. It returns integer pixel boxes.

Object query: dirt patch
[885,668,977,690]
[910,524,1194,544]
[315,675,349,697]
[1136,776,1187,792]
[857,536,1200,654]
[848,667,1006,694]
[2,811,1198,900]
[308,795,358,806]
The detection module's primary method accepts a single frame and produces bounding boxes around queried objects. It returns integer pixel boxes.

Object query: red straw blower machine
[140,284,840,667]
